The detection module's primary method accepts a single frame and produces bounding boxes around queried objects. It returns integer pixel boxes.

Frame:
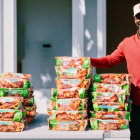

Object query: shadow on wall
[17,23,25,72]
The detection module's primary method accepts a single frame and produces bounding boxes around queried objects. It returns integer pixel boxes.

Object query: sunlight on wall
[87,40,94,51]
[79,0,86,15]
[85,29,94,52]
[40,73,52,86]
[85,29,91,39]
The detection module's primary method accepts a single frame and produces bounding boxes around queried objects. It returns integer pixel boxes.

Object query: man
[90,3,140,140]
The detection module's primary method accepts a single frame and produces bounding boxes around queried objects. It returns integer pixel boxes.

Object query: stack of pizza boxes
[48,57,93,131]
[90,73,131,130]
[0,72,36,132]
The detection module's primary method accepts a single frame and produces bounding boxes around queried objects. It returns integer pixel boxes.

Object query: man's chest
[124,41,140,63]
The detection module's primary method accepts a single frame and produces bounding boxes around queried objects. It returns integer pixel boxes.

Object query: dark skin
[134,13,140,37]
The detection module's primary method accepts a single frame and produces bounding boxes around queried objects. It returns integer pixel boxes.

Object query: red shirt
[91,32,140,105]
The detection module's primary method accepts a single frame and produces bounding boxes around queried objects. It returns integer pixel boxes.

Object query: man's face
[134,13,140,28]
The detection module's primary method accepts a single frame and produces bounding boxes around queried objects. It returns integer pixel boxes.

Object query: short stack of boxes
[90,73,131,130]
[0,72,36,132]
[48,57,93,131]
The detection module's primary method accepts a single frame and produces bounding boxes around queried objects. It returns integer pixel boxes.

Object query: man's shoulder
[118,34,136,48]
[123,34,136,42]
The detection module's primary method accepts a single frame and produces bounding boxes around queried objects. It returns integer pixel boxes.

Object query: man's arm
[91,40,126,68]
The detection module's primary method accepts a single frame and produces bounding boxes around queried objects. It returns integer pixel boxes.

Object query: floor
[0,114,130,140]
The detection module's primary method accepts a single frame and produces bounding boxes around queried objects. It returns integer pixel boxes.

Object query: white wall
[0,0,17,73]
[17,0,72,113]
[72,0,85,57]
[17,0,72,89]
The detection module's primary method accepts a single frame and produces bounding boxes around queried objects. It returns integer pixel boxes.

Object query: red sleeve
[91,40,125,68]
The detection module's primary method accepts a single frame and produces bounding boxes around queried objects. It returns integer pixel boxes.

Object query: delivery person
[90,3,140,140]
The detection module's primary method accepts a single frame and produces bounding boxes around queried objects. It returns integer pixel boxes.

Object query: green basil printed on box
[120,123,128,129]
[121,84,130,95]
[57,68,61,77]
[93,104,101,112]
[22,111,26,117]
[55,58,61,66]
[93,74,101,82]
[78,88,86,98]
[84,120,88,128]
[90,120,99,130]
[125,103,131,111]
[119,94,125,103]
[26,107,31,111]
[118,115,122,119]
[82,58,90,68]
[110,109,119,111]
[0,90,7,97]
[90,112,96,118]
[23,80,31,89]
[91,92,97,102]
[13,110,22,122]
[52,89,58,99]
[29,97,34,106]
[50,118,57,128]
[85,68,91,79]
[125,112,130,120]
[50,98,58,110]
[125,103,128,111]
[78,111,84,114]
[92,82,99,92]
[14,104,21,110]
[51,112,56,120]
[53,103,58,111]
[78,100,85,110]
[50,97,56,102]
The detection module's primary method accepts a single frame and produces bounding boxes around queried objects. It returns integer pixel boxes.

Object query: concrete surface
[0,114,130,140]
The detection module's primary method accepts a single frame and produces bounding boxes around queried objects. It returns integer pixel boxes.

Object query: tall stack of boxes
[0,72,36,132]
[48,57,93,131]
[90,73,131,130]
